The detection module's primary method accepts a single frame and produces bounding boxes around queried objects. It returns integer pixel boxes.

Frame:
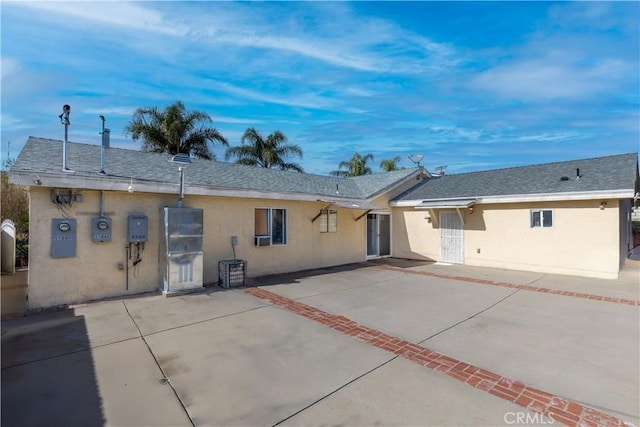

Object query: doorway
[367,213,391,258]
[440,211,463,264]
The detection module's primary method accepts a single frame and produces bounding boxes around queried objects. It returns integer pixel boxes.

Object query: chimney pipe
[100,116,106,174]
[576,168,581,180]
[59,104,71,172]
[103,129,110,148]
[99,129,110,174]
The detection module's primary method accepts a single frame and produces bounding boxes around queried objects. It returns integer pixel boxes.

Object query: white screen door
[367,213,391,257]
[440,211,463,264]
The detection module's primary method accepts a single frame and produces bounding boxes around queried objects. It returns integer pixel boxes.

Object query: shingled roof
[10,137,421,201]
[392,153,638,204]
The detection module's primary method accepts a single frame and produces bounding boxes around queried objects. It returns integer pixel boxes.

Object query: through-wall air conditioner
[254,236,271,247]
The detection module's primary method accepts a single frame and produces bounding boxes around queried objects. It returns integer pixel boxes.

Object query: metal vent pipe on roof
[99,115,110,174]
[59,104,71,172]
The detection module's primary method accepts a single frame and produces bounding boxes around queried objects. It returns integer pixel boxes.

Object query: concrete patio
[2,260,638,426]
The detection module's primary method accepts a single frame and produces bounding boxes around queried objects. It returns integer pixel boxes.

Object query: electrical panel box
[128,214,148,242]
[91,217,112,243]
[51,218,77,258]
[50,189,73,205]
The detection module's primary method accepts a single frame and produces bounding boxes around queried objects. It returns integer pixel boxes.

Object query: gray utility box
[51,218,77,258]
[159,207,204,294]
[218,260,247,288]
[91,217,112,243]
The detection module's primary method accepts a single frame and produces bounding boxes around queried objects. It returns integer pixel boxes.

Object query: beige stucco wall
[28,187,368,308]
[392,199,622,279]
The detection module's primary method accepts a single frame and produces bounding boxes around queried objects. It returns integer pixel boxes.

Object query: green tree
[380,156,403,172]
[1,158,29,240]
[125,101,227,160]
[225,127,304,172]
[330,153,374,177]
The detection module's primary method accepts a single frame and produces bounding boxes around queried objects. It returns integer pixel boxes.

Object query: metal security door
[440,211,463,264]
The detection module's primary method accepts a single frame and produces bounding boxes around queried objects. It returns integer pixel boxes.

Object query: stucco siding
[391,208,439,261]
[28,188,172,308]
[392,200,621,279]
[28,189,367,308]
[189,195,366,280]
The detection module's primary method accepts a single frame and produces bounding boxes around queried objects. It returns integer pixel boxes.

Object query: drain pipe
[125,245,130,291]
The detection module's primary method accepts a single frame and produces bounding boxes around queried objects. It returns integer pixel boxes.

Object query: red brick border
[244,286,635,427]
[374,265,640,307]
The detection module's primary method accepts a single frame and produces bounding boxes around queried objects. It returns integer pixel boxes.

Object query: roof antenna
[59,104,73,172]
[435,165,447,176]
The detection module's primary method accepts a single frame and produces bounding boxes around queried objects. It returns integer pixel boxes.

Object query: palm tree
[225,127,304,172]
[125,101,227,160]
[330,153,374,177]
[380,156,402,172]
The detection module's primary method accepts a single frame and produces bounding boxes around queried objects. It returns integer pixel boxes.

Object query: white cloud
[83,107,137,116]
[0,114,30,130]
[1,57,20,81]
[13,1,186,36]
[186,3,458,75]
[208,81,337,111]
[211,116,264,125]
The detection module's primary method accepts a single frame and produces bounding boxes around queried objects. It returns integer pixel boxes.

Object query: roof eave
[390,189,636,207]
[362,169,424,201]
[9,170,377,203]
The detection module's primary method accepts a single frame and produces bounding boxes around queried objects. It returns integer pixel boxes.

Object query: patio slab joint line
[373,265,640,307]
[243,286,634,427]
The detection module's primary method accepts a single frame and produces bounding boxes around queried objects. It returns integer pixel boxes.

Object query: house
[9,137,422,308]
[9,137,639,309]
[390,153,639,279]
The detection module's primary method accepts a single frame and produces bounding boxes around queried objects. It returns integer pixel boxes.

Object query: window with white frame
[530,209,553,228]
[319,209,337,233]
[255,208,287,245]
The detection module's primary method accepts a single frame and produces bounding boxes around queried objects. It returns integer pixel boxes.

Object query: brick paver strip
[243,286,635,427]
[373,265,640,307]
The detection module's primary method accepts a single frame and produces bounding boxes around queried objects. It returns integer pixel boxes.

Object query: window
[254,208,287,245]
[319,209,337,233]
[531,210,553,228]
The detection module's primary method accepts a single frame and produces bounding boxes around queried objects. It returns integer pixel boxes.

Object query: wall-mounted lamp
[468,206,474,214]
[33,177,42,185]
[599,201,607,210]
[128,178,134,193]
[424,215,432,223]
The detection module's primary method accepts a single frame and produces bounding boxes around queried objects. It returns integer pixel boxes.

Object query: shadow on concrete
[1,269,28,318]
[246,258,435,288]
[1,309,105,426]
[368,258,436,269]
[248,262,373,287]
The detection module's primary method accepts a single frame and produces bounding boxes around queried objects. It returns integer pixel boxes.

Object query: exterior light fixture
[599,201,607,210]
[468,206,474,214]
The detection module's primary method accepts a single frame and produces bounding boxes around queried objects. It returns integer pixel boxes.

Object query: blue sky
[1,1,638,175]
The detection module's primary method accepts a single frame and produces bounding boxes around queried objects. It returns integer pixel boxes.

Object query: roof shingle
[11,137,420,200]
[393,153,638,202]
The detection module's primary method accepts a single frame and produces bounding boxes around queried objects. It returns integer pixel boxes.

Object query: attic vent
[560,176,570,181]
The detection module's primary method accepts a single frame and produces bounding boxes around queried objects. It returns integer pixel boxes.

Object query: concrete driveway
[2,260,638,427]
